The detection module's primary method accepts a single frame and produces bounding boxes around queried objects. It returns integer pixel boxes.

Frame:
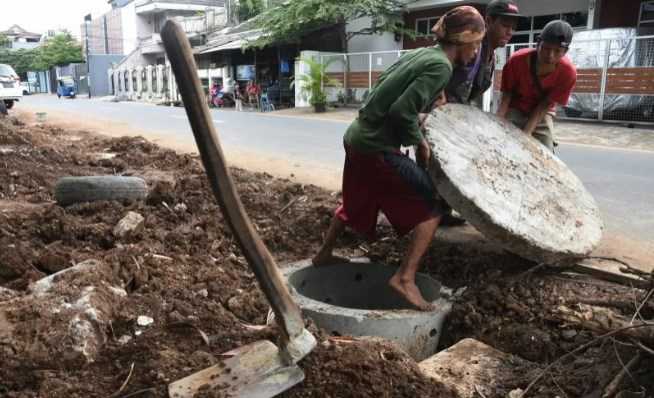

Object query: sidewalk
[556,121,654,152]
[269,106,654,152]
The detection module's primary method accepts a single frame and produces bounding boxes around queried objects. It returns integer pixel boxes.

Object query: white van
[0,64,23,110]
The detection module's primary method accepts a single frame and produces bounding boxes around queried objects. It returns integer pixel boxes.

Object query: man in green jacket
[312,6,486,311]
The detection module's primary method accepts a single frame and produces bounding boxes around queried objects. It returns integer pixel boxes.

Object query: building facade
[342,0,654,53]
[82,0,226,65]
[401,0,653,50]
[1,25,42,50]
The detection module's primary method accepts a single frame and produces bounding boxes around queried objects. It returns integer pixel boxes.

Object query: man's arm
[418,92,447,130]
[523,98,552,136]
[416,138,431,169]
[387,63,451,148]
[498,53,518,118]
[497,92,512,118]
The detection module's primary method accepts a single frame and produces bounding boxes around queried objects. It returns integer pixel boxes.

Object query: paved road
[19,95,654,242]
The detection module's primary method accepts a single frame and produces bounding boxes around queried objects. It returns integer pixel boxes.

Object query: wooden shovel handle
[161,21,305,342]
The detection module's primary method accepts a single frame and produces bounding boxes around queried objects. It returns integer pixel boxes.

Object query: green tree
[0,34,10,49]
[0,33,82,76]
[0,48,39,75]
[32,33,83,70]
[248,0,410,50]
[238,0,264,22]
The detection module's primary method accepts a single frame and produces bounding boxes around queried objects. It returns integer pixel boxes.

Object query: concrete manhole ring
[282,259,452,361]
[426,104,603,263]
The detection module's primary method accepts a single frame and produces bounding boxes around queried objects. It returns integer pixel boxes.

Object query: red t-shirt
[501,48,577,115]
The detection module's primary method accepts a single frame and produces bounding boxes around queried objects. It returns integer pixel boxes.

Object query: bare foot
[389,274,435,311]
[311,253,351,267]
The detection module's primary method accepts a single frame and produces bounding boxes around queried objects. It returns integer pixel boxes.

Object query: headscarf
[432,6,486,45]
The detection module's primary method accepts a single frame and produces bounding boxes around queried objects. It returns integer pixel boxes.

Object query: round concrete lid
[425,104,603,263]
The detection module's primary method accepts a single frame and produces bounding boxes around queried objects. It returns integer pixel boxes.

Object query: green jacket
[344,46,453,153]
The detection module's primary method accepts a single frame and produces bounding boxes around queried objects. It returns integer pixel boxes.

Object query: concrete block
[113,211,145,238]
[0,286,17,302]
[419,338,534,398]
[0,285,125,366]
[2,259,126,366]
[425,104,603,263]
[29,259,112,295]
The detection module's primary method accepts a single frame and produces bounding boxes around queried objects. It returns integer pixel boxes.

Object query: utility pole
[84,14,92,99]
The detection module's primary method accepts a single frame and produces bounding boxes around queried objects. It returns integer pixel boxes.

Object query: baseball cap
[540,20,574,48]
[486,0,522,18]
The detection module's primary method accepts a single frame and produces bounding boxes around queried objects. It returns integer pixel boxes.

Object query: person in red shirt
[497,20,577,151]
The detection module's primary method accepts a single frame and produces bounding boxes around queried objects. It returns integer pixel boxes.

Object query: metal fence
[493,35,654,124]
[319,50,409,104]
[315,35,654,124]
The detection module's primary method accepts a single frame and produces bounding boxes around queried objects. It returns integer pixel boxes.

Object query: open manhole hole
[283,260,452,361]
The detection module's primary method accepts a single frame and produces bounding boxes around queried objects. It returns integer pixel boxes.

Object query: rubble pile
[0,115,652,397]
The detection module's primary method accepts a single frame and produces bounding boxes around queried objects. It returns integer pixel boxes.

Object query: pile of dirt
[0,115,652,397]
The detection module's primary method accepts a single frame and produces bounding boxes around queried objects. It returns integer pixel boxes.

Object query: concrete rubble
[1,260,126,366]
[419,338,536,398]
[0,286,18,302]
[426,104,604,263]
[113,211,145,238]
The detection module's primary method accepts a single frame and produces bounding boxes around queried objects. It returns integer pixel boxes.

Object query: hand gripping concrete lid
[425,104,603,263]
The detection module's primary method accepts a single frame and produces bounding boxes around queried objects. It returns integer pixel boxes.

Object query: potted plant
[312,91,327,113]
[293,57,340,113]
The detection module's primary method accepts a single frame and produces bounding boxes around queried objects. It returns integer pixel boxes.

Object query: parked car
[20,81,32,95]
[0,64,23,110]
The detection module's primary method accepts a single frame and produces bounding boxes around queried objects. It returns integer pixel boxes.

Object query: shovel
[160,21,316,398]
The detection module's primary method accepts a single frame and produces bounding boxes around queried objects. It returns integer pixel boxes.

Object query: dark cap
[486,0,522,18]
[540,20,574,48]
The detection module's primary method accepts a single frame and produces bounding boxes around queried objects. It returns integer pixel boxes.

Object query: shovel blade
[168,340,304,398]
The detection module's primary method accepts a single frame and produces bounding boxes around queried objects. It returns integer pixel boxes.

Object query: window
[639,1,654,27]
[516,17,532,32]
[562,12,588,28]
[415,17,440,37]
[511,12,588,44]
[416,19,429,36]
[533,14,558,30]
[509,33,530,44]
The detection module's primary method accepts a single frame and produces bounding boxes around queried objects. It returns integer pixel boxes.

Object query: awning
[198,31,263,54]
[200,39,247,54]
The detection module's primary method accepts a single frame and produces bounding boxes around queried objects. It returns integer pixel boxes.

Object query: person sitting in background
[246,81,260,107]
[234,84,243,112]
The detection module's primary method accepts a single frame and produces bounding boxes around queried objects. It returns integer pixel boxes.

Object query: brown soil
[0,115,652,397]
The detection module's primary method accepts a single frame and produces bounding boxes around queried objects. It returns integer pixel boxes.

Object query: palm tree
[292,57,341,112]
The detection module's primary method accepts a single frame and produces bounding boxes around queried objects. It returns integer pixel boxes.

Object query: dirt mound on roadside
[0,115,652,398]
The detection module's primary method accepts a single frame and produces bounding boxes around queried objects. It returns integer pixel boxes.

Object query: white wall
[515,0,589,16]
[346,17,402,53]
[135,13,152,40]
[121,2,138,54]
[11,41,40,50]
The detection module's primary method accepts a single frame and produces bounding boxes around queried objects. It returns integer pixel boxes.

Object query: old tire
[55,176,148,206]
[4,100,14,110]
